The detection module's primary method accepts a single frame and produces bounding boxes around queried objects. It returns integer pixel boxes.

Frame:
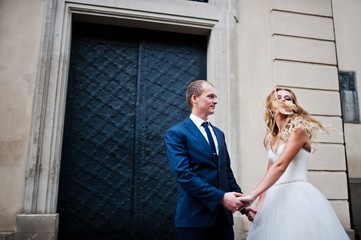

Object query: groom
[165,80,244,240]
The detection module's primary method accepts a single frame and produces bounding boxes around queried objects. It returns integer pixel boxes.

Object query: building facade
[0,0,360,239]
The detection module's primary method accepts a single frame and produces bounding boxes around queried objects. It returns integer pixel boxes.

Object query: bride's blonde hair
[263,88,326,149]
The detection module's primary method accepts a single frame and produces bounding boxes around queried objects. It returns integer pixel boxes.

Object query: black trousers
[176,208,234,240]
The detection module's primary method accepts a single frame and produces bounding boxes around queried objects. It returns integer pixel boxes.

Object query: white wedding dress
[247,143,350,240]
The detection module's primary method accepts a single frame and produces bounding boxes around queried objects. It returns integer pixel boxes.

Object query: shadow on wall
[350,178,361,240]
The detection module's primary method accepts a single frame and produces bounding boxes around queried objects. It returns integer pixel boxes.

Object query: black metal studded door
[57,22,206,240]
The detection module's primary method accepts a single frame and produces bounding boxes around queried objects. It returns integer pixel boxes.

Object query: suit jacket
[165,117,241,228]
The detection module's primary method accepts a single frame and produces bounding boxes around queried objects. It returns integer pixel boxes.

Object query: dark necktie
[201,122,217,155]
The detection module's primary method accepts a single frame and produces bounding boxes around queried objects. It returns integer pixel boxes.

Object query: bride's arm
[244,161,271,221]
[253,160,272,207]
[243,128,309,202]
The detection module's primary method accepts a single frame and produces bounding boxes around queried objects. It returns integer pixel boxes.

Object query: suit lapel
[184,118,210,153]
[184,118,219,163]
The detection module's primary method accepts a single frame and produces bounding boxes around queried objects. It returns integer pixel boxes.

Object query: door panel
[58,22,207,240]
[135,40,206,238]
[58,33,139,239]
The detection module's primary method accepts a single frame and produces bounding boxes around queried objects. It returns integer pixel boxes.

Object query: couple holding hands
[165,80,350,240]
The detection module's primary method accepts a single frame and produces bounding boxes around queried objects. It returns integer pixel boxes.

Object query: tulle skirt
[246,181,350,240]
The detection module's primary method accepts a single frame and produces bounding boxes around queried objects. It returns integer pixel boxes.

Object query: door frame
[20,0,240,237]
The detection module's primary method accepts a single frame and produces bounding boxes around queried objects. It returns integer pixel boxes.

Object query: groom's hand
[221,192,244,213]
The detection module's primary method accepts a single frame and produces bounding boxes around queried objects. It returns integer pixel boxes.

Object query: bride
[238,88,350,240]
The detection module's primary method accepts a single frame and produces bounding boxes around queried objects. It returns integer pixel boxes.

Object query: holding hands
[244,206,258,222]
[238,194,258,222]
[221,192,259,221]
[221,192,245,213]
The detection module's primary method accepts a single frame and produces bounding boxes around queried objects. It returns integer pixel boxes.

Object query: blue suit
[165,117,241,228]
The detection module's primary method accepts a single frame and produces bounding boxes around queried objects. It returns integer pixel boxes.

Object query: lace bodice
[267,143,310,185]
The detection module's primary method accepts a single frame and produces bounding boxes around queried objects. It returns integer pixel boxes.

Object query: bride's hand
[237,194,256,208]
[245,206,258,222]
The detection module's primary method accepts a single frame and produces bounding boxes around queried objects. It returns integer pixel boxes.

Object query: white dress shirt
[190,114,219,154]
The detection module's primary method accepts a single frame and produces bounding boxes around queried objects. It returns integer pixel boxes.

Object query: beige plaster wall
[333,0,361,179]
[236,0,274,215]
[0,0,44,231]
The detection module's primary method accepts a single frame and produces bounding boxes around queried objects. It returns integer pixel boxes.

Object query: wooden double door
[57,22,207,239]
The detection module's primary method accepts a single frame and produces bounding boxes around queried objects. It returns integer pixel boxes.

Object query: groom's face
[193,83,218,117]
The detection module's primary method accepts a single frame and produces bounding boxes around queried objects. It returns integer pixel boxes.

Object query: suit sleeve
[165,127,225,211]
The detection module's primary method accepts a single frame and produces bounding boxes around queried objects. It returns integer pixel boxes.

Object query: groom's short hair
[186,80,213,108]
